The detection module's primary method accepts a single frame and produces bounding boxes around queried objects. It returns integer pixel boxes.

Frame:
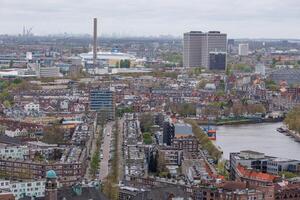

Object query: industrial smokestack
[93,18,97,68]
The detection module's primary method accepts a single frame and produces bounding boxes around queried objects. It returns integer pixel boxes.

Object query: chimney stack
[93,18,97,68]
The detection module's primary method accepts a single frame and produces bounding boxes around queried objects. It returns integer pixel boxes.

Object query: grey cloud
[0,0,299,38]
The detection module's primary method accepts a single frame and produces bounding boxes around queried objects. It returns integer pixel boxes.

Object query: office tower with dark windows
[90,88,115,120]
[209,52,226,70]
[163,121,175,146]
[183,31,227,68]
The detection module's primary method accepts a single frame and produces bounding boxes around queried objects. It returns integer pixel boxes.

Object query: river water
[214,122,300,160]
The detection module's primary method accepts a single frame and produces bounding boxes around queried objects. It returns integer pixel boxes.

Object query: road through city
[99,122,114,180]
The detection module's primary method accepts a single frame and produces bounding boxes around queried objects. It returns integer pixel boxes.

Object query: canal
[214,122,300,160]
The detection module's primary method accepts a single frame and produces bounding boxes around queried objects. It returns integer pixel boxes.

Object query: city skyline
[1,0,300,39]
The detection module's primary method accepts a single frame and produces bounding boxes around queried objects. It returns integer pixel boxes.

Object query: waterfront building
[183,31,227,68]
[230,151,300,180]
[235,164,280,187]
[238,43,249,56]
[90,88,115,120]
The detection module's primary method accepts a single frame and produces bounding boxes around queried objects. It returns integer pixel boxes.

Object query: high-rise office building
[90,88,115,120]
[238,43,249,56]
[183,31,227,68]
[228,39,235,53]
[163,121,175,146]
[209,52,226,70]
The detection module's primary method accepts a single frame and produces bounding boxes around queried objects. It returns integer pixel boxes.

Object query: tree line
[285,106,300,135]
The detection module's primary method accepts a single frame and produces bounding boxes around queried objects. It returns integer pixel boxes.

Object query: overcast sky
[0,0,300,38]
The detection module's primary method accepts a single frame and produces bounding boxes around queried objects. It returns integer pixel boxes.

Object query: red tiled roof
[237,164,279,182]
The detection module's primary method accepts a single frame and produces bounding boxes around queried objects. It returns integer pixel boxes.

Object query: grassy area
[279,171,299,179]
[185,119,222,161]
[143,132,152,144]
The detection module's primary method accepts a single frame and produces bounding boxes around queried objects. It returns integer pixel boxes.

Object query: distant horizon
[1,33,300,41]
[1,0,300,39]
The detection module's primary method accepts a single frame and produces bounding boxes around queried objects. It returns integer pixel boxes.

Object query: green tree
[285,106,300,134]
[3,100,11,108]
[143,132,152,144]
[140,113,154,133]
[185,119,222,160]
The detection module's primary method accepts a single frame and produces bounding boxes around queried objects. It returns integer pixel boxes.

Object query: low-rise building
[0,145,29,160]
[230,151,300,180]
[0,179,45,200]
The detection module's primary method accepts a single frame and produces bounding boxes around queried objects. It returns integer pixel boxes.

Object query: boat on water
[202,126,217,140]
[276,126,291,136]
[276,127,287,133]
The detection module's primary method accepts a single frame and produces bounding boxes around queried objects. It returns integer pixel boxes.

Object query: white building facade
[0,179,45,199]
[238,43,249,56]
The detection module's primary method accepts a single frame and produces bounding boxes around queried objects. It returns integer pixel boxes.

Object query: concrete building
[171,136,199,153]
[238,43,249,56]
[0,179,45,199]
[0,146,86,187]
[230,151,300,180]
[0,145,29,160]
[158,146,183,166]
[183,31,227,68]
[36,66,60,78]
[89,88,115,120]
[255,64,266,76]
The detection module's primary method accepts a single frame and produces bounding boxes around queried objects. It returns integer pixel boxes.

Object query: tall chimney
[93,18,97,68]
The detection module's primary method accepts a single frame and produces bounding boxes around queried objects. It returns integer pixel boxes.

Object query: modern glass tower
[90,88,115,120]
